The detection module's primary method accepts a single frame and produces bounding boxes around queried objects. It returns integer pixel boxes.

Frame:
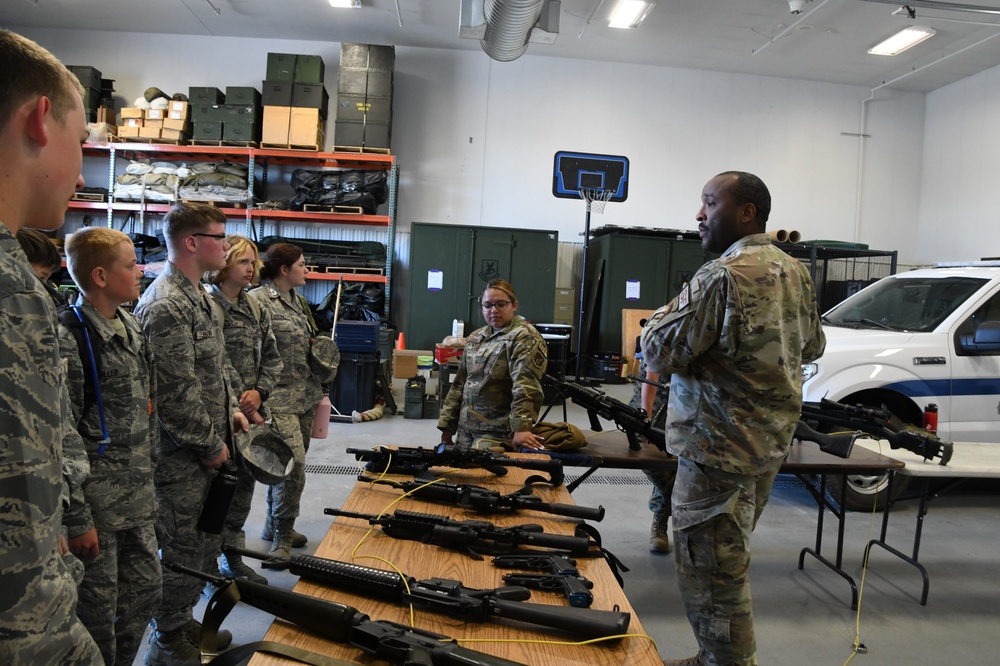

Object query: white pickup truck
[801,263,1000,509]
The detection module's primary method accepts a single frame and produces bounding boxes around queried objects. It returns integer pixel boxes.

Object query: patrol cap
[234,423,294,485]
[309,335,341,383]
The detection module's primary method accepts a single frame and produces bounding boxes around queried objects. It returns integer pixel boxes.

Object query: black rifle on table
[161,559,527,666]
[493,553,595,608]
[799,398,953,464]
[357,474,605,522]
[347,443,565,486]
[541,375,666,452]
[226,546,628,639]
[325,507,595,558]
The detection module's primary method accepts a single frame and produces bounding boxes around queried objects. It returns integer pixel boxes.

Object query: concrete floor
[135,380,1000,665]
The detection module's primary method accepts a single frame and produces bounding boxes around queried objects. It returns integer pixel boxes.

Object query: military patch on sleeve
[677,282,691,310]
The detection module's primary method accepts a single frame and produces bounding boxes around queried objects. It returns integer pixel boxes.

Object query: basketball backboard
[552,151,629,202]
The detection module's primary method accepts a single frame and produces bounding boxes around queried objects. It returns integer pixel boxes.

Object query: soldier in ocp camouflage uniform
[249,243,324,562]
[206,235,282,583]
[135,203,248,665]
[641,172,825,666]
[438,279,548,451]
[0,29,102,665]
[59,227,162,666]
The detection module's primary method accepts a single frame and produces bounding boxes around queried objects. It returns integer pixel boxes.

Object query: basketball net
[579,188,614,214]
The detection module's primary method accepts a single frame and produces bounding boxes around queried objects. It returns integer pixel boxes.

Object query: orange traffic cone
[396,331,405,350]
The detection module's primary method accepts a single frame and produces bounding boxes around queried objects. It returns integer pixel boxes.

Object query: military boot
[649,513,671,554]
[221,553,269,585]
[144,627,200,666]
[188,619,232,651]
[261,514,307,548]
[262,531,292,570]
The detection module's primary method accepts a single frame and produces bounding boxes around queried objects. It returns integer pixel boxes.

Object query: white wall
[18,26,927,254]
[919,63,1000,264]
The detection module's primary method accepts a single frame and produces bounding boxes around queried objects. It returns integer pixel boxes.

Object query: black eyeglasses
[481,300,512,311]
[192,233,227,240]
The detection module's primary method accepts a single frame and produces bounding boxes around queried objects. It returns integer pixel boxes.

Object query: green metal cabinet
[407,222,558,350]
[583,228,711,355]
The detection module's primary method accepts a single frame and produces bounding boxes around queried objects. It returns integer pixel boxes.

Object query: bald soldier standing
[0,30,102,664]
[641,172,825,666]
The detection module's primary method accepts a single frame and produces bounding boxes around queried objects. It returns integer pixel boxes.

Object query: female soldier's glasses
[481,300,511,310]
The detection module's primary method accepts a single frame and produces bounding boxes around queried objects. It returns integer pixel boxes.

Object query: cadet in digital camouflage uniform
[206,234,282,583]
[641,172,825,666]
[135,203,249,665]
[438,279,548,451]
[60,227,162,666]
[0,29,102,665]
[628,353,676,554]
[248,243,324,562]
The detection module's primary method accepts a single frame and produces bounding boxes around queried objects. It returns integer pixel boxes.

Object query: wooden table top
[248,462,663,665]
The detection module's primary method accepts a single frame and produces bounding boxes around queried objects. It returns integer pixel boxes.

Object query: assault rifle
[800,398,953,464]
[357,474,605,522]
[324,507,594,558]
[226,546,628,638]
[162,559,526,666]
[493,553,595,608]
[542,376,665,451]
[347,443,565,486]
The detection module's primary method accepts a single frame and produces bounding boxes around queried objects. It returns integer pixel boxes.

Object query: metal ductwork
[481,0,546,62]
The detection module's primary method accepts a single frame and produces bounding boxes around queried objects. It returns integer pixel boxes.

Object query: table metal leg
[797,473,859,610]
[865,473,933,605]
[566,465,599,493]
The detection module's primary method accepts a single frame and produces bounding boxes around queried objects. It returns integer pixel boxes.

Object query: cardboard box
[122,117,143,128]
[261,80,293,106]
[163,118,191,132]
[294,55,325,84]
[118,125,141,138]
[168,100,189,116]
[393,349,434,380]
[262,106,291,145]
[160,128,189,142]
[120,107,144,119]
[266,53,297,82]
[145,108,166,120]
[139,126,162,140]
[143,118,164,130]
[289,107,323,146]
[97,107,114,124]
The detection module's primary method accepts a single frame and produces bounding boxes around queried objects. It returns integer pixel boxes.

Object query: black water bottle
[197,459,239,535]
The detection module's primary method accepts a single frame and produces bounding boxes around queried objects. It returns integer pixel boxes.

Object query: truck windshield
[824,276,988,333]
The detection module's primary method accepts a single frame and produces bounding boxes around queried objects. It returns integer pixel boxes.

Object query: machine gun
[800,398,953,464]
[226,546,628,639]
[493,553,595,608]
[347,443,565,486]
[357,475,605,522]
[324,507,594,558]
[542,376,665,451]
[162,559,527,666]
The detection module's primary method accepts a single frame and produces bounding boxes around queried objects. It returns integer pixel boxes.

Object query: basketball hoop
[579,188,614,214]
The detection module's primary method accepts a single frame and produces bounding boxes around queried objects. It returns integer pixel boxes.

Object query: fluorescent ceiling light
[328,0,360,8]
[868,26,936,55]
[609,1,655,29]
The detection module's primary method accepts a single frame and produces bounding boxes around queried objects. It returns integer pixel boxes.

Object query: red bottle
[923,403,938,434]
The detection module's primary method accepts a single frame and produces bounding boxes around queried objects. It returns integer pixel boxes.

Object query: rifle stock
[347,444,565,486]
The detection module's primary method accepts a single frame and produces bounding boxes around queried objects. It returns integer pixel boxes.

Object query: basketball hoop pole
[574,201,593,380]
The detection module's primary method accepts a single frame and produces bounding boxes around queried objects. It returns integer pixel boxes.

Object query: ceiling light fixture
[328,0,361,8]
[868,25,936,55]
[609,1,655,29]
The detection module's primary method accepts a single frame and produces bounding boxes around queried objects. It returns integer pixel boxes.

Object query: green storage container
[266,53,297,82]
[295,55,326,84]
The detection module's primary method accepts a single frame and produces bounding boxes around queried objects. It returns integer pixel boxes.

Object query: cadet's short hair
[482,278,518,305]
[163,202,227,250]
[207,234,261,286]
[15,228,62,271]
[0,30,83,131]
[259,243,304,282]
[66,226,133,292]
[717,171,771,225]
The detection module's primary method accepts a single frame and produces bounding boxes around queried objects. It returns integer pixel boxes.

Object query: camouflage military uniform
[641,233,825,666]
[628,357,676,523]
[134,262,240,637]
[438,315,547,448]
[0,223,102,665]
[59,295,162,666]
[207,285,282,560]
[248,284,322,540]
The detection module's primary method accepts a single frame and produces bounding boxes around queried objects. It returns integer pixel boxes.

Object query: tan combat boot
[650,513,671,554]
[144,627,200,666]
